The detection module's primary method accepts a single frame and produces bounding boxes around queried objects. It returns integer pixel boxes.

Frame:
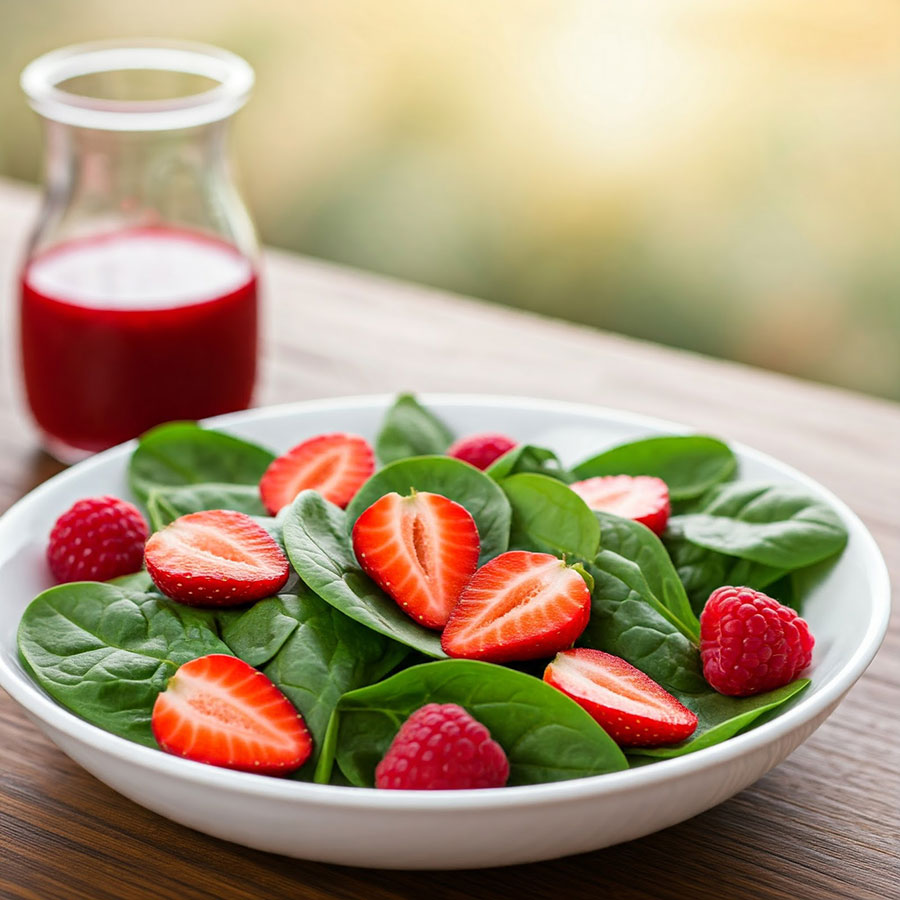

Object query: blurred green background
[2,0,899,400]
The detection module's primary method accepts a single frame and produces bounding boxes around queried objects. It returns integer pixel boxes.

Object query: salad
[17,394,848,789]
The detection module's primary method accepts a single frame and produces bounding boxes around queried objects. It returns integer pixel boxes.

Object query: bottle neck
[31,118,256,259]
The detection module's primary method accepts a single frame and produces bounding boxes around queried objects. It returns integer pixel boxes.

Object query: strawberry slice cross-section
[351,490,480,629]
[145,509,290,606]
[544,648,698,747]
[259,432,375,515]
[152,654,312,774]
[569,474,670,536]
[441,551,591,662]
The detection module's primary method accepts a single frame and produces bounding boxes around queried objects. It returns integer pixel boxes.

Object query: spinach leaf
[572,435,736,500]
[664,530,786,615]
[582,547,809,755]
[144,482,283,552]
[146,483,266,531]
[591,512,700,643]
[129,422,274,502]
[221,587,407,778]
[501,473,600,560]
[17,583,230,747]
[282,491,446,658]
[668,482,848,570]
[375,394,454,464]
[321,659,627,787]
[486,445,572,483]
[220,593,302,667]
[582,560,706,694]
[107,571,157,592]
[345,456,511,564]
[629,679,810,759]
[314,706,343,784]
[761,571,799,611]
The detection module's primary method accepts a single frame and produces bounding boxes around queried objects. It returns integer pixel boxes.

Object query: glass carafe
[19,40,259,462]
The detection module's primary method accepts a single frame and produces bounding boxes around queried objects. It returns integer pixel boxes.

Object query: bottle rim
[20,39,254,131]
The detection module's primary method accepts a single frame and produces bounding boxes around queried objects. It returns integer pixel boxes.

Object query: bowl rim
[0,393,890,812]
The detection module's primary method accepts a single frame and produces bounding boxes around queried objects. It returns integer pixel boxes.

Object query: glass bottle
[19,40,259,462]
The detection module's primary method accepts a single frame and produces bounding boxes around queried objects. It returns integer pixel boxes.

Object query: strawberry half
[544,648,698,746]
[351,491,480,629]
[441,551,591,662]
[145,509,289,606]
[569,475,670,535]
[152,654,311,774]
[259,433,375,515]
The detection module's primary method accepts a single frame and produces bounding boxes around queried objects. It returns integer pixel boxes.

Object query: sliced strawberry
[441,551,590,662]
[544,648,698,746]
[569,475,670,535]
[152,654,311,774]
[145,510,289,606]
[259,433,375,515]
[352,491,480,629]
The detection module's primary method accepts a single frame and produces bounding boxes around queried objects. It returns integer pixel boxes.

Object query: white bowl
[0,395,890,869]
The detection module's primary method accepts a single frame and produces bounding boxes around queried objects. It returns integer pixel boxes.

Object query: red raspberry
[375,703,510,790]
[447,433,516,470]
[47,496,149,583]
[700,586,814,697]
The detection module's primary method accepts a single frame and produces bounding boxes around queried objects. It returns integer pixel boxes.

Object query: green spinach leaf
[220,593,302,667]
[486,445,572,482]
[592,512,700,643]
[282,491,446,658]
[17,583,230,747]
[501,473,600,560]
[129,422,274,502]
[221,587,407,778]
[144,482,283,551]
[668,482,848,570]
[761,571,799,611]
[582,548,809,755]
[582,559,706,694]
[107,571,157,592]
[321,659,627,787]
[664,530,786,615]
[572,435,736,500]
[375,394,454,464]
[345,456,511,564]
[629,679,810,759]
[146,483,266,531]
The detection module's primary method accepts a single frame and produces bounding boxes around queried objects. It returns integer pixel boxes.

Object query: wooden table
[0,178,896,900]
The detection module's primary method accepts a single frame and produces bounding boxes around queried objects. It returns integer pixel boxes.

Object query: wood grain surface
[0,178,896,900]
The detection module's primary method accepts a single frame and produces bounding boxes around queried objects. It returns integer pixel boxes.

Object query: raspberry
[700,586,814,697]
[47,496,149,583]
[447,433,516,471]
[375,703,510,790]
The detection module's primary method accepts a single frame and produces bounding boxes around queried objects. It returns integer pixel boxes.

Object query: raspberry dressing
[20,227,258,453]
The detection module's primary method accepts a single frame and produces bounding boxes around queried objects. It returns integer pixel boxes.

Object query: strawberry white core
[550,652,676,719]
[166,664,297,749]
[456,558,571,642]
[571,475,666,519]
[157,519,274,575]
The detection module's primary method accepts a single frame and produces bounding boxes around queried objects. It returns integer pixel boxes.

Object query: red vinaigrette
[18,41,259,460]
[20,227,258,454]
